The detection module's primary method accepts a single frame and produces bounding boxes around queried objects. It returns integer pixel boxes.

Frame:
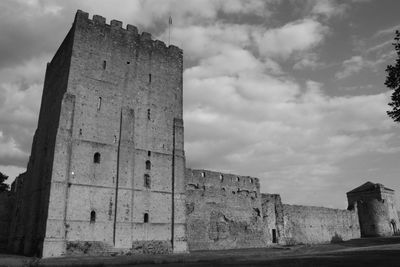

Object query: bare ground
[1,237,400,267]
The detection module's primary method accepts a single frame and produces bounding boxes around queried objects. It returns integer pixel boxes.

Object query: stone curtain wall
[282,204,360,245]
[185,169,266,250]
[0,191,14,251]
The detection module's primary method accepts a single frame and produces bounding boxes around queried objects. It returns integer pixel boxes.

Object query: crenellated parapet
[74,10,182,56]
[185,168,260,198]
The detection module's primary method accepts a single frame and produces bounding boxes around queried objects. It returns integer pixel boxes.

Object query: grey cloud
[0,154,28,168]
[0,0,75,69]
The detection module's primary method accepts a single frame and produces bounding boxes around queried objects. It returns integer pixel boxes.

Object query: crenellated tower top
[74,10,182,55]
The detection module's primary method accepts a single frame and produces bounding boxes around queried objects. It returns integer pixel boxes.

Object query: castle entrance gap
[391,220,397,235]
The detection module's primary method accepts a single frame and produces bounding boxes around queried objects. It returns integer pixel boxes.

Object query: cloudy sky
[1,0,400,209]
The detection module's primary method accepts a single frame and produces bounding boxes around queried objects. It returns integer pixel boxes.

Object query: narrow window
[127,61,130,65]
[90,210,96,223]
[236,176,240,182]
[272,229,277,243]
[147,109,151,120]
[97,97,102,110]
[79,129,82,135]
[249,178,253,184]
[219,174,223,181]
[144,213,149,223]
[102,60,106,70]
[201,172,205,178]
[145,160,151,170]
[148,151,151,157]
[144,174,151,188]
[148,73,152,83]
[114,135,117,143]
[94,152,101,163]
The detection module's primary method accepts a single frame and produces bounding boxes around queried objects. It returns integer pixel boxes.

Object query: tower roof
[347,181,394,194]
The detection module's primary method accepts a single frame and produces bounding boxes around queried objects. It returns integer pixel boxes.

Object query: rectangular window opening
[97,97,102,110]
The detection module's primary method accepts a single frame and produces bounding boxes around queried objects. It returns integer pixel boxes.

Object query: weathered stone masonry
[3,10,398,258]
[347,182,400,237]
[8,10,187,257]
[185,169,265,250]
[184,170,361,249]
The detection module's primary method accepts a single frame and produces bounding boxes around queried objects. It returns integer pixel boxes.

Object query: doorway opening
[272,229,277,243]
[391,220,397,235]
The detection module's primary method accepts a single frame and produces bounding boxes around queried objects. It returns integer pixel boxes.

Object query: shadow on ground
[1,237,400,266]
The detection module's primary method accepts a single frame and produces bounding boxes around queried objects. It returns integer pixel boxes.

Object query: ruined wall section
[261,194,284,244]
[185,169,266,250]
[281,204,360,245]
[43,10,186,257]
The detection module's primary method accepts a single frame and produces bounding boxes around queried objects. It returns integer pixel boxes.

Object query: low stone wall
[282,204,360,245]
[185,169,266,251]
[0,191,14,251]
[66,240,171,256]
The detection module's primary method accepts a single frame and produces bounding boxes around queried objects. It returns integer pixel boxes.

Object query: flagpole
[168,15,172,46]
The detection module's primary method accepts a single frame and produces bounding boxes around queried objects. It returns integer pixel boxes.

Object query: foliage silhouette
[385,30,400,122]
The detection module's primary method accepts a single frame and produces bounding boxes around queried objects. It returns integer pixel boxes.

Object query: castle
[1,10,399,258]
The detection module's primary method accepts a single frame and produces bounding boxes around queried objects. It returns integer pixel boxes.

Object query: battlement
[186,168,260,192]
[74,10,182,55]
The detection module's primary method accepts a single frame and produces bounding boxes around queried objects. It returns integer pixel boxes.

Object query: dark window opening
[144,174,151,188]
[90,210,96,223]
[145,160,151,170]
[97,97,102,110]
[272,229,277,243]
[79,129,82,135]
[253,208,261,217]
[102,60,106,70]
[94,152,101,163]
[144,213,149,223]
[149,73,152,83]
[148,151,151,157]
[147,109,151,120]
[127,61,130,64]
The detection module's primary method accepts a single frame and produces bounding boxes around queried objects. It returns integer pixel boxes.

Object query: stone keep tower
[347,182,399,237]
[8,10,187,257]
